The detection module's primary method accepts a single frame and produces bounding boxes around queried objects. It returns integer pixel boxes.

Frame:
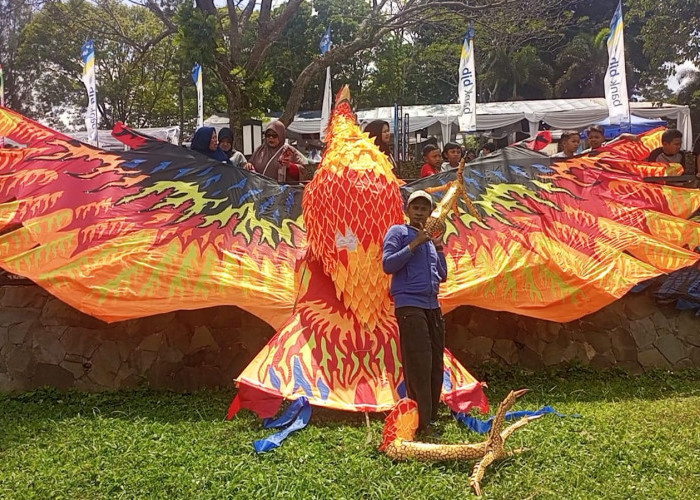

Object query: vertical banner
[80,40,99,146]
[191,63,203,129]
[604,1,630,128]
[319,26,332,142]
[458,22,476,132]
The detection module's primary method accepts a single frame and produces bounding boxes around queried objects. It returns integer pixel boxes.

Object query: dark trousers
[396,306,445,431]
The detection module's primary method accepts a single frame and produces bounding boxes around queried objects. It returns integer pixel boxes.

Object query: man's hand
[408,224,431,252]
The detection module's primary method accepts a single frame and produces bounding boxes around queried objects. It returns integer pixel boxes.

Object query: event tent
[286,98,693,150]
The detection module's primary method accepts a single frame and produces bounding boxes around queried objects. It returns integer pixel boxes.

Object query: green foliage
[1,369,699,498]
[15,0,189,129]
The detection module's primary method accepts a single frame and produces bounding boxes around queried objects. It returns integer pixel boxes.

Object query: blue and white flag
[604,1,630,127]
[320,27,332,141]
[80,39,99,146]
[458,23,476,132]
[192,62,203,129]
[320,26,331,55]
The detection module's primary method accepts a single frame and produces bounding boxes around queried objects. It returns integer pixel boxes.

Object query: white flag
[458,23,476,132]
[80,40,99,146]
[320,67,332,142]
[604,1,630,127]
[192,63,203,129]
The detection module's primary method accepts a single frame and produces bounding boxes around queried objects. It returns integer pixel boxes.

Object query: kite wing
[404,133,700,322]
[0,106,304,328]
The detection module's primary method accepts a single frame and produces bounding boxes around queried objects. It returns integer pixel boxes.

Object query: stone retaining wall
[1,284,698,392]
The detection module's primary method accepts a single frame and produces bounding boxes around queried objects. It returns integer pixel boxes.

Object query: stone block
[61,327,102,356]
[5,345,33,375]
[188,326,219,354]
[466,336,493,359]
[165,322,192,354]
[616,360,643,374]
[688,347,700,366]
[182,349,221,367]
[59,359,88,379]
[0,287,49,308]
[8,321,36,345]
[0,373,13,392]
[629,316,657,350]
[147,361,182,389]
[137,332,164,352]
[33,327,68,365]
[638,348,670,369]
[611,329,638,362]
[492,339,518,365]
[677,313,700,347]
[583,329,612,353]
[582,306,622,330]
[514,329,541,353]
[159,346,184,364]
[88,341,122,387]
[133,349,158,372]
[41,297,106,328]
[31,363,74,389]
[0,308,41,327]
[537,321,561,343]
[518,347,544,370]
[655,335,688,365]
[175,366,225,391]
[573,342,597,363]
[590,351,615,369]
[675,358,694,369]
[649,310,672,336]
[445,325,472,352]
[0,327,8,352]
[624,293,656,320]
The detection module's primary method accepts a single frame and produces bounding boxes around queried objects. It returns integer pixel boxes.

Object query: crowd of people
[187,118,700,183]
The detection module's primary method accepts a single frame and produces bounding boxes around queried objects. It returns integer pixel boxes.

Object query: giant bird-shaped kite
[1,87,700,419]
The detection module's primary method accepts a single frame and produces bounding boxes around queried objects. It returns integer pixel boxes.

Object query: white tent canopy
[286,98,693,150]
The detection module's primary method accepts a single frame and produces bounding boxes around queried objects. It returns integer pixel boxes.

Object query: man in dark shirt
[382,190,446,436]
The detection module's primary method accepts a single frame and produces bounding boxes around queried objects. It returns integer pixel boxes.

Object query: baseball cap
[406,190,434,207]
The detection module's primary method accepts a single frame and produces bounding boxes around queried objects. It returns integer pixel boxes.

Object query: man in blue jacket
[382,190,447,436]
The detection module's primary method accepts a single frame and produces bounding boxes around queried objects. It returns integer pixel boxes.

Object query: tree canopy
[1,0,698,138]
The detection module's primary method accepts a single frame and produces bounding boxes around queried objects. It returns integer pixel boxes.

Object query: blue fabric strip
[254,397,311,453]
[453,405,576,434]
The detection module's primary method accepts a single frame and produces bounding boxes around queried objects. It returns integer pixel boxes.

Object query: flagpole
[458,22,477,133]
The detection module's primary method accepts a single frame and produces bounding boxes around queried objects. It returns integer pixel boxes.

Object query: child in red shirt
[420,144,442,177]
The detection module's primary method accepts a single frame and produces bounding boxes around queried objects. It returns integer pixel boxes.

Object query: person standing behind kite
[551,130,581,158]
[247,121,307,182]
[364,120,398,173]
[382,190,447,438]
[190,126,231,164]
[217,127,248,169]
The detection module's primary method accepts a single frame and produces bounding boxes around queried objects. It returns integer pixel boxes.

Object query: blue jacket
[382,224,447,309]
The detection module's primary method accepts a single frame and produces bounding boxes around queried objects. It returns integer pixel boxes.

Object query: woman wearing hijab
[217,127,248,169]
[190,126,231,164]
[364,120,398,172]
[247,121,307,182]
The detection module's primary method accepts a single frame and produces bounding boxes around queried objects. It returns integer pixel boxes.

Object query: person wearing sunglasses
[247,121,307,182]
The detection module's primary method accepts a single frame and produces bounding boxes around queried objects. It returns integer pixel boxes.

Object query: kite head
[302,86,404,330]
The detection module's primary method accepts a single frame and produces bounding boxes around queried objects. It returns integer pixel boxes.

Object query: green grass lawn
[1,367,699,499]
